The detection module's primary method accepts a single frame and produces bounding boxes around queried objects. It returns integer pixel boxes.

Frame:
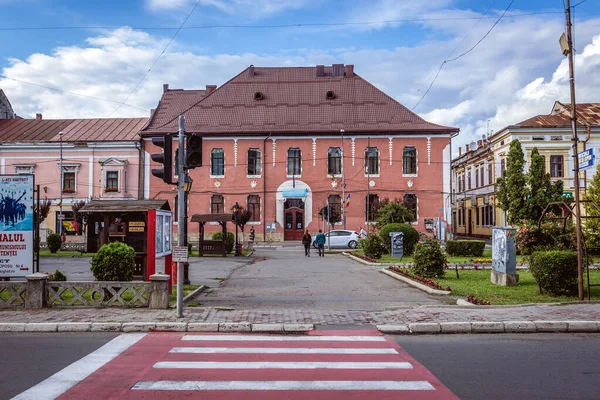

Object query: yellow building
[451,101,600,238]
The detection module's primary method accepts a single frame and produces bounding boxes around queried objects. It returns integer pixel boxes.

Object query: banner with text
[0,175,34,277]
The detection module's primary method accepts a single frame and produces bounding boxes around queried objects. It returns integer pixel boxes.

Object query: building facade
[451,101,600,238]
[142,65,459,242]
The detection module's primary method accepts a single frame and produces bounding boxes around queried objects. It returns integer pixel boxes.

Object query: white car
[312,229,359,249]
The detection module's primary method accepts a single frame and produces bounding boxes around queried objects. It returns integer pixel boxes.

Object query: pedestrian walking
[315,229,326,257]
[302,229,312,257]
[248,227,255,251]
[359,226,367,239]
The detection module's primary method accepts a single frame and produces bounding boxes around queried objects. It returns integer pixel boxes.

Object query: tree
[527,147,563,222]
[375,199,415,226]
[496,140,528,225]
[71,200,87,235]
[35,198,52,224]
[233,208,253,243]
[583,162,600,249]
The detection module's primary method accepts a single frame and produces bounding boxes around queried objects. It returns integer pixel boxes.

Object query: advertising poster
[0,175,34,277]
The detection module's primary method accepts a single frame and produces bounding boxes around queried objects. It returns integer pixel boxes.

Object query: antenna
[470,141,478,150]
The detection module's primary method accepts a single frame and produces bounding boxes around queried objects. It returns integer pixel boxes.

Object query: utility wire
[105,0,201,117]
[412,0,515,111]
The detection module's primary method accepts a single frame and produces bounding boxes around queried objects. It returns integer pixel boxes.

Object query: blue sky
[1,0,599,149]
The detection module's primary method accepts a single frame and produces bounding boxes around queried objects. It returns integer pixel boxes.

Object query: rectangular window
[403,146,417,175]
[500,158,506,175]
[247,149,261,176]
[328,147,342,176]
[211,149,225,176]
[247,195,260,222]
[174,151,179,177]
[105,171,119,191]
[328,195,342,223]
[211,194,224,214]
[467,170,471,190]
[476,206,480,226]
[480,164,485,186]
[488,161,493,185]
[403,194,418,222]
[287,148,301,176]
[63,172,75,193]
[365,147,379,175]
[550,155,563,177]
[475,167,479,188]
[365,194,379,221]
[458,174,462,192]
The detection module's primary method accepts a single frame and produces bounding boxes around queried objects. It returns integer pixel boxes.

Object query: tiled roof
[147,89,207,130]
[143,65,458,135]
[518,102,600,128]
[0,117,148,143]
[558,102,600,125]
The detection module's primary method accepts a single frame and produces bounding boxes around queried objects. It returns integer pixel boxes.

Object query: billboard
[0,175,34,277]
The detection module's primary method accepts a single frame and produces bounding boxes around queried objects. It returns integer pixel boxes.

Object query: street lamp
[231,202,241,256]
[59,131,64,236]
[183,175,193,285]
[340,129,346,229]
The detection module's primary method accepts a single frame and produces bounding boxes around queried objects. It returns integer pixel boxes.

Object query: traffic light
[151,134,173,184]
[185,133,202,169]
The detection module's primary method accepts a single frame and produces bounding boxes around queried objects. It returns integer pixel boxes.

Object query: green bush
[530,250,578,296]
[412,239,447,278]
[379,223,419,255]
[47,233,62,254]
[516,221,576,255]
[52,269,67,281]
[361,234,386,260]
[90,242,135,281]
[212,231,235,253]
[445,240,485,257]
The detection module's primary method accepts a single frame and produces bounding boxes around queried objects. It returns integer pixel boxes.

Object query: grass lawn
[354,249,529,265]
[432,269,600,305]
[40,250,94,257]
[169,284,202,307]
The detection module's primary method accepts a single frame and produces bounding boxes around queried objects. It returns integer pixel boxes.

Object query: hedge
[212,231,235,254]
[412,239,447,278]
[361,234,386,260]
[90,242,135,281]
[445,240,485,257]
[529,250,578,296]
[379,223,419,255]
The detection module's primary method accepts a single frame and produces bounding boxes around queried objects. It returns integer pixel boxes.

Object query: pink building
[142,65,458,242]
[0,115,148,236]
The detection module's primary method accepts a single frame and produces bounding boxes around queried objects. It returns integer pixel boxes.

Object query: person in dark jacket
[301,229,312,257]
[314,229,326,257]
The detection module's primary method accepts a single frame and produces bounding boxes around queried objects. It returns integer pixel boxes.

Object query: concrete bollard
[25,273,48,309]
[149,274,170,309]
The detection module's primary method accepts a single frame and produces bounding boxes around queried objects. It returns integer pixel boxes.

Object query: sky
[0,0,599,151]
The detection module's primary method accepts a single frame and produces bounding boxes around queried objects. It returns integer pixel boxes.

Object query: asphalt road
[2,332,599,399]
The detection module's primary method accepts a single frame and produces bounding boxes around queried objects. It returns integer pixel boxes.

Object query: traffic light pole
[176,116,186,318]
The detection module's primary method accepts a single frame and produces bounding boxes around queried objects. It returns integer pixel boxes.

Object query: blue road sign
[578,148,595,171]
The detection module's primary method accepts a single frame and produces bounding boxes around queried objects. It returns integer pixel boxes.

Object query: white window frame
[286,147,302,178]
[210,148,225,178]
[402,146,418,178]
[247,148,262,178]
[59,163,81,194]
[327,147,343,178]
[13,164,35,175]
[364,147,380,178]
[104,170,120,193]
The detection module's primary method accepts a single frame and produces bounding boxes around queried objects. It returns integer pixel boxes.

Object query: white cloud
[146,0,307,17]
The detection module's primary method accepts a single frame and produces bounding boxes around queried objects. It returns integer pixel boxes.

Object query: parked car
[312,230,359,249]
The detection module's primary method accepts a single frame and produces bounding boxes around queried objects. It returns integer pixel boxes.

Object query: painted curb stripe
[153,361,413,369]
[131,380,434,391]
[12,333,146,400]
[182,335,386,341]
[170,347,399,354]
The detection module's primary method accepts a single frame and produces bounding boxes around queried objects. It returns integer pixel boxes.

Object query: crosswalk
[26,331,458,399]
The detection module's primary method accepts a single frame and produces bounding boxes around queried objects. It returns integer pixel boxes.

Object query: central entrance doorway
[284,199,304,240]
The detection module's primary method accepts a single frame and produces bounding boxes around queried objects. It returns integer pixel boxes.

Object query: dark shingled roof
[80,200,170,213]
[517,102,600,128]
[143,65,458,136]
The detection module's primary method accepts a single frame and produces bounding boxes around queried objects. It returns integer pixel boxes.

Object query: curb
[183,285,207,305]
[376,321,600,334]
[0,322,314,333]
[342,252,384,266]
[380,268,451,295]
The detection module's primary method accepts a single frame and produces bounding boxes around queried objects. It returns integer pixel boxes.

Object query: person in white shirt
[359,227,367,238]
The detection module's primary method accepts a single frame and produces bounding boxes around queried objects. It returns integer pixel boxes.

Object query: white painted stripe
[182,335,386,342]
[132,380,435,391]
[13,334,146,400]
[170,347,398,354]
[154,361,413,369]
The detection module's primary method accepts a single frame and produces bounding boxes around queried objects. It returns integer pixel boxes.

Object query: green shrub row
[361,235,386,260]
[47,233,62,254]
[445,240,485,257]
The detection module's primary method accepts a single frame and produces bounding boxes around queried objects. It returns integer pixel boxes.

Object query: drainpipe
[450,130,460,238]
[263,133,272,242]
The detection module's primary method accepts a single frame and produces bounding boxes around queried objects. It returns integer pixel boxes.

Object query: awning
[282,188,307,197]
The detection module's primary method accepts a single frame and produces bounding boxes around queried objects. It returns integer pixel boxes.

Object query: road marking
[182,335,386,342]
[13,333,146,400]
[170,347,399,354]
[154,361,413,369]
[132,380,435,391]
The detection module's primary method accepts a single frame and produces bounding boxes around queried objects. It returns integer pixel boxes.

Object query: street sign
[57,214,65,219]
[172,246,188,262]
[578,148,595,171]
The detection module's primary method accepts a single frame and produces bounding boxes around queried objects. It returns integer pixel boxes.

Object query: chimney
[345,64,354,77]
[163,84,169,93]
[150,108,155,117]
[316,65,325,77]
[206,85,217,94]
[35,113,42,120]
[466,144,470,152]
[477,140,483,147]
[458,147,462,157]
[248,65,255,76]
[332,63,344,77]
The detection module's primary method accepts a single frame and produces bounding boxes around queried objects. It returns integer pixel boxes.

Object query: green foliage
[412,239,447,278]
[51,269,67,281]
[445,240,485,257]
[375,199,415,226]
[47,233,62,254]
[527,147,564,222]
[530,250,578,296]
[35,198,52,224]
[515,219,576,255]
[378,223,419,255]
[212,231,235,253]
[90,242,135,281]
[361,234,386,260]
[584,162,600,249]
[501,140,529,225]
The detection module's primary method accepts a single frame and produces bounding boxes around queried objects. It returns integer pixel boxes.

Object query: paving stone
[122,322,156,332]
[377,324,410,334]
[472,322,504,333]
[154,322,187,332]
[90,323,122,332]
[57,322,91,332]
[24,323,57,332]
[283,324,314,332]
[440,322,472,333]
[504,321,537,333]
[219,322,251,332]
[409,323,441,334]
[252,324,284,332]
[187,323,219,332]
[567,321,599,333]
[534,321,568,333]
[0,323,26,332]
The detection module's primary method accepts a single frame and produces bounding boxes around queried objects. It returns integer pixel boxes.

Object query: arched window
[365,147,379,175]
[211,148,224,176]
[247,195,260,222]
[328,147,342,175]
[365,194,379,221]
[247,148,261,176]
[403,146,417,175]
[403,193,417,222]
[287,148,301,176]
[211,194,224,214]
[327,194,342,223]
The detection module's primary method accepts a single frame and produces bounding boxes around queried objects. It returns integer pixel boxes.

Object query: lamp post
[59,131,64,235]
[183,175,193,285]
[340,129,346,229]
[231,202,241,256]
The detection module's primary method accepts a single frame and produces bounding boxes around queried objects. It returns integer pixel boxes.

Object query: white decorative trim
[214,181,221,188]
[98,157,128,167]
[407,180,414,188]
[0,159,4,175]
[388,137,393,166]
[233,139,238,167]
[351,138,356,166]
[312,138,317,166]
[331,180,338,188]
[427,137,431,166]
[251,181,257,189]
[369,180,376,187]
[272,139,276,167]
[12,163,35,174]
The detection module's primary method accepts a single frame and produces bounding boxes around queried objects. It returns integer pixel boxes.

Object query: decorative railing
[0,282,26,308]
[46,282,150,307]
[40,242,87,252]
